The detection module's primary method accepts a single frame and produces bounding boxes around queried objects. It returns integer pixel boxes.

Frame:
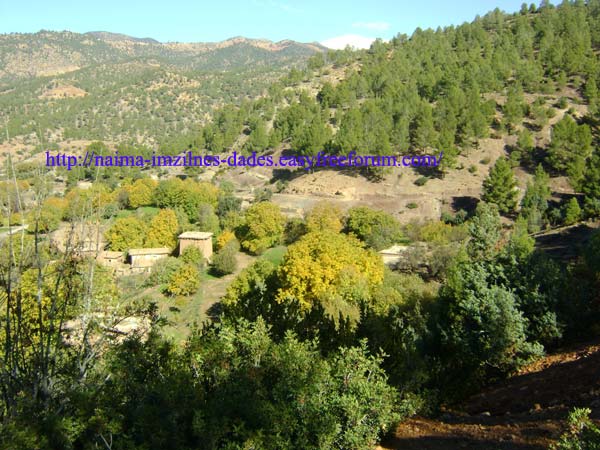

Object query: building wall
[130,253,168,269]
[179,238,213,260]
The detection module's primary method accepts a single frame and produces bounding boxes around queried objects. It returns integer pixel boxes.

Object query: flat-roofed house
[178,231,213,260]
[128,248,171,272]
[97,250,125,267]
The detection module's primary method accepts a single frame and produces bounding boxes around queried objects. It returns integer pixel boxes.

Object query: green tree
[563,198,582,225]
[345,206,404,250]
[212,240,239,276]
[482,157,518,213]
[520,165,551,232]
[547,115,593,188]
[467,202,502,260]
[197,203,220,235]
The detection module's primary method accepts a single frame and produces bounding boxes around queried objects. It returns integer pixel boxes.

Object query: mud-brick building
[97,250,125,267]
[128,248,171,272]
[178,231,213,260]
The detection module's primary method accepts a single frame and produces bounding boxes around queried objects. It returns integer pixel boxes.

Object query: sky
[0,0,528,48]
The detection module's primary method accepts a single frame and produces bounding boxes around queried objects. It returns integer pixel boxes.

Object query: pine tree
[483,157,518,213]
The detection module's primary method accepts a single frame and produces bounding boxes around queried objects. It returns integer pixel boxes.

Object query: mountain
[0,30,326,84]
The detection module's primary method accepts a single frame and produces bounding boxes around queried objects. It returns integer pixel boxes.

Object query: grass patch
[260,245,287,266]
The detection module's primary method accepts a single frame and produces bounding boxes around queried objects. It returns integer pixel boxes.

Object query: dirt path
[379,339,600,450]
[199,252,256,317]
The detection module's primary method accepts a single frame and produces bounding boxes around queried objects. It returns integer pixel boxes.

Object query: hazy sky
[1,0,528,46]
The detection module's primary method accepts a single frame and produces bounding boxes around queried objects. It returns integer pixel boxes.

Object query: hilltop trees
[482,157,518,214]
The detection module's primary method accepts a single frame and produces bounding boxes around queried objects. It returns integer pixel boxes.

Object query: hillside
[381,339,600,449]
[0,31,324,82]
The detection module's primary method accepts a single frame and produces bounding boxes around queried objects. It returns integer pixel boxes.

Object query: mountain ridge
[0,30,326,84]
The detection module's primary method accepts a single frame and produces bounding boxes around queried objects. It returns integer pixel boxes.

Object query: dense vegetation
[2,1,600,449]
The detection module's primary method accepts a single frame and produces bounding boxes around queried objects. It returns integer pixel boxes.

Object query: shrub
[216,230,236,250]
[212,240,239,276]
[414,176,429,186]
[164,263,200,296]
[180,246,206,270]
[551,408,600,450]
[406,202,418,209]
[145,257,184,286]
[556,97,569,109]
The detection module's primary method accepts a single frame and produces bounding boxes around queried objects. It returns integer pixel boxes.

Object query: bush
[406,202,418,209]
[551,408,600,450]
[180,246,206,270]
[414,176,429,186]
[345,206,404,251]
[164,263,200,296]
[216,230,236,250]
[556,97,569,109]
[145,257,184,286]
[212,240,239,276]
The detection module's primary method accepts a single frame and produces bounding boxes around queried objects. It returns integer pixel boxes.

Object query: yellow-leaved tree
[125,178,157,209]
[276,230,384,325]
[305,201,343,233]
[145,208,179,249]
[105,216,147,251]
[239,202,285,254]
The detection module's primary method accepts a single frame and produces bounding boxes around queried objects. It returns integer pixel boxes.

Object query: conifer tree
[483,157,518,213]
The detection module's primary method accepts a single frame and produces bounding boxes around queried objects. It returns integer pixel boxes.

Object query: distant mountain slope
[0,30,325,83]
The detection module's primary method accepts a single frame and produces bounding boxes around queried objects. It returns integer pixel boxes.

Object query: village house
[96,250,125,268]
[178,231,213,260]
[128,248,171,273]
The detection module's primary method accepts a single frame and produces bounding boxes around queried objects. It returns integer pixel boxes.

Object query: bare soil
[378,339,600,450]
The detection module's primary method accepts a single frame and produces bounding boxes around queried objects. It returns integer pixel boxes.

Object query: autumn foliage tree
[125,178,157,209]
[145,208,179,249]
[239,202,285,254]
[105,216,147,251]
[276,230,385,326]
